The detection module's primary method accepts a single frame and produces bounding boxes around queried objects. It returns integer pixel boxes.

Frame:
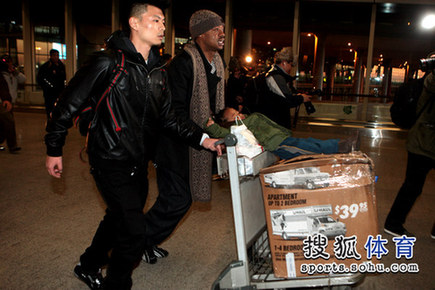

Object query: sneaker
[142,246,169,264]
[431,224,435,240]
[74,263,104,289]
[384,225,415,237]
[0,146,5,151]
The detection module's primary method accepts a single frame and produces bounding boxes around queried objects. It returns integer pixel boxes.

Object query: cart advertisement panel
[260,152,379,278]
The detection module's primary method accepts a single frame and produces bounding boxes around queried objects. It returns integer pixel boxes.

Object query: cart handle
[218,133,237,147]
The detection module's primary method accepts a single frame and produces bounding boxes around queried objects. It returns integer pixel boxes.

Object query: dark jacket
[0,73,12,103]
[155,46,221,178]
[258,64,304,128]
[407,72,435,160]
[37,58,66,97]
[45,30,203,166]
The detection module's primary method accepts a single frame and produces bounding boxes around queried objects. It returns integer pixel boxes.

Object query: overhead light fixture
[421,14,435,29]
[381,3,396,14]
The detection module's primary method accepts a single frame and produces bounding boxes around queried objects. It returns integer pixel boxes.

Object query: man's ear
[129,17,138,31]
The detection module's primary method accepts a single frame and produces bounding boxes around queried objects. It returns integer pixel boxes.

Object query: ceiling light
[421,14,435,29]
[381,3,396,14]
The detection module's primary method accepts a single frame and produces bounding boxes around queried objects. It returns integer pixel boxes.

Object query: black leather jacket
[45,31,203,165]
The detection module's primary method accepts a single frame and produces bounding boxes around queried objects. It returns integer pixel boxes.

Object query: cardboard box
[259,152,378,278]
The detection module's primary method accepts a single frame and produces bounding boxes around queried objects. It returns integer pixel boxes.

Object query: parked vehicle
[271,205,346,239]
[264,166,330,189]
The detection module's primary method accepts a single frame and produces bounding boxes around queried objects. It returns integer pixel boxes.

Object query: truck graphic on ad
[270,205,346,240]
[263,167,329,190]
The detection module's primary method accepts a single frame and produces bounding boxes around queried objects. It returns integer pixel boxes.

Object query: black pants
[80,163,148,290]
[385,151,435,227]
[43,94,58,119]
[143,166,192,247]
[0,107,17,149]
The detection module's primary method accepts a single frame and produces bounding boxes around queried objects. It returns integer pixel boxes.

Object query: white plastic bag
[230,116,264,158]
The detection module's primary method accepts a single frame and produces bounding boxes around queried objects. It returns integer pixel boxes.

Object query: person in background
[258,47,311,129]
[226,56,250,113]
[161,53,172,65]
[384,62,435,239]
[37,49,66,119]
[205,107,360,160]
[142,9,226,264]
[0,55,25,153]
[44,3,221,289]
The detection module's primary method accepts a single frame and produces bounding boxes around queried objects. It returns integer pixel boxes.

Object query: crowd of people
[0,1,434,289]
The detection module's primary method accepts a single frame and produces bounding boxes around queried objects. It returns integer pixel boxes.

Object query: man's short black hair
[120,0,171,31]
[50,49,59,56]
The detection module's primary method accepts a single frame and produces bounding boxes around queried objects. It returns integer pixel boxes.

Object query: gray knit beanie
[189,10,224,39]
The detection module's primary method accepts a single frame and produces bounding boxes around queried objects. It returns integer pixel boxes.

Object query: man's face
[279,60,294,75]
[200,25,225,51]
[223,107,245,122]
[134,5,165,47]
[50,52,60,64]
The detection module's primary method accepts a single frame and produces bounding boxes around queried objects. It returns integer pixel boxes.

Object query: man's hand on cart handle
[202,138,223,155]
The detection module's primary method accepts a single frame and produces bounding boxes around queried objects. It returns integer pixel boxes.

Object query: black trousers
[80,163,148,290]
[43,94,58,119]
[143,166,192,247]
[0,108,17,148]
[385,151,435,227]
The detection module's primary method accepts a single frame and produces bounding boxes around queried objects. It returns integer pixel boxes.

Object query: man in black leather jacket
[45,3,221,290]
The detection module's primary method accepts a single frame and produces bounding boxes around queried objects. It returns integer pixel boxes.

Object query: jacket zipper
[127,61,165,163]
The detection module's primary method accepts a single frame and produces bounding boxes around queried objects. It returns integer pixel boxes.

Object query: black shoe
[431,224,435,240]
[74,264,104,289]
[384,224,415,237]
[338,131,360,153]
[142,246,169,264]
[9,146,21,154]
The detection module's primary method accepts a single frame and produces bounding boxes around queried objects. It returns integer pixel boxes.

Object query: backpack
[73,49,126,137]
[390,77,427,129]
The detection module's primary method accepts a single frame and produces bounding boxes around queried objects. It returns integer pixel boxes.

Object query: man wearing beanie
[142,9,226,264]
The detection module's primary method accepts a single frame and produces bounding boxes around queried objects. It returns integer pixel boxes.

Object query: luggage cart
[212,134,364,290]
